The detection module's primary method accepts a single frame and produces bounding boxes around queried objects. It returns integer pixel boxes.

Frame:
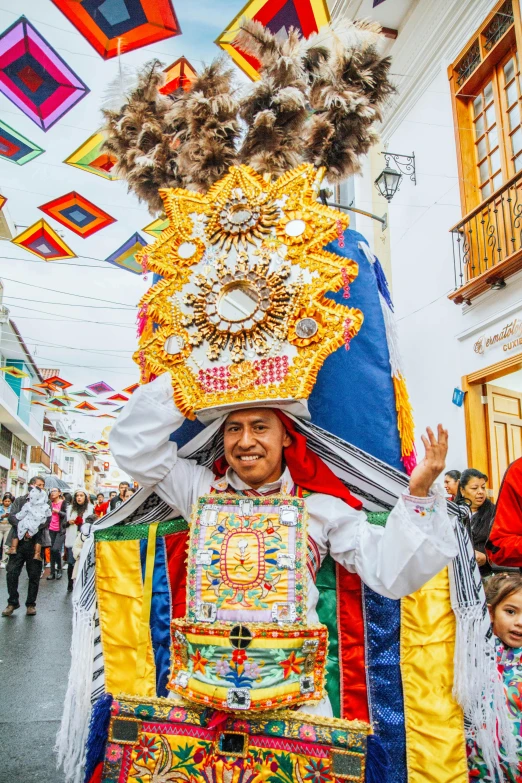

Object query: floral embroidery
[134,735,159,762]
[191,649,208,674]
[298,724,318,741]
[167,707,188,722]
[303,758,334,783]
[412,504,435,518]
[134,704,155,719]
[279,650,305,679]
[105,743,123,763]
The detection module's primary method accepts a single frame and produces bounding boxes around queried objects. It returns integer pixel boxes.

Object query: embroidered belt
[168,619,328,711]
[101,695,371,783]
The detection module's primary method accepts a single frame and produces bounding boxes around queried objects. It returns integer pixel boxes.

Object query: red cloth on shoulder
[487,457,522,566]
[213,409,362,510]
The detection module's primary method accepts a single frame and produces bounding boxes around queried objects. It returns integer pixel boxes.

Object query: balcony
[30,446,51,469]
[52,462,62,478]
[450,171,522,304]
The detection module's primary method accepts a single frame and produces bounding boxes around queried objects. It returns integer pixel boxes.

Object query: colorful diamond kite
[51,0,182,60]
[64,130,118,180]
[87,381,114,395]
[216,0,330,80]
[97,401,117,406]
[22,386,46,395]
[108,393,128,402]
[123,383,139,394]
[36,375,72,391]
[105,233,148,274]
[0,120,44,165]
[12,219,76,261]
[0,17,90,131]
[47,396,69,407]
[1,366,29,379]
[0,194,6,210]
[97,413,115,419]
[96,440,110,448]
[159,56,197,95]
[71,389,96,397]
[39,192,116,238]
[142,217,169,238]
[75,401,98,411]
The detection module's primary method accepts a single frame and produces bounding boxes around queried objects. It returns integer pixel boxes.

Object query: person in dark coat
[456,468,496,578]
[2,476,52,616]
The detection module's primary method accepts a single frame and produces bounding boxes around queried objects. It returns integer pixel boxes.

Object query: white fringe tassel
[55,601,96,783]
[453,605,518,779]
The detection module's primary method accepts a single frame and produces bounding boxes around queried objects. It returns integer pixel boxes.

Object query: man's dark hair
[445,469,461,481]
[119,481,130,488]
[29,476,44,488]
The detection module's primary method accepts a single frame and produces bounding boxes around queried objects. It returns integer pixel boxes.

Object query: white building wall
[351,0,516,471]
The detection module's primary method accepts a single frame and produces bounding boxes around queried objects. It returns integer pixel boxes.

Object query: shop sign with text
[474,317,522,355]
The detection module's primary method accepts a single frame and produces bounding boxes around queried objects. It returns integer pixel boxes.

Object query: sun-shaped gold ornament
[135,164,363,420]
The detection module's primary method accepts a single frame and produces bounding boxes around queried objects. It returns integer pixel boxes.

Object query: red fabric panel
[87,762,103,783]
[337,565,369,722]
[487,457,522,566]
[165,530,188,619]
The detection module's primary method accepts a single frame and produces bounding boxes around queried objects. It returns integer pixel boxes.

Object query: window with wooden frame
[447,0,522,303]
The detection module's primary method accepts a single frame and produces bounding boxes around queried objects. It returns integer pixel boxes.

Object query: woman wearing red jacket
[486,457,522,566]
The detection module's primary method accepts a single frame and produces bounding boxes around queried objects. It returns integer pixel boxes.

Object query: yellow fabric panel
[96,539,156,697]
[401,567,467,783]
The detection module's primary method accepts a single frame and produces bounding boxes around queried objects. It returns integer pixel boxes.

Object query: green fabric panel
[366,511,390,527]
[94,517,187,541]
[315,554,340,717]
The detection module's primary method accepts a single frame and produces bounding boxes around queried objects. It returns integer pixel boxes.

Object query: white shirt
[110,373,457,609]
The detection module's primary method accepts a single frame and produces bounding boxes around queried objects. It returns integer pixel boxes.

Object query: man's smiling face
[223,409,292,489]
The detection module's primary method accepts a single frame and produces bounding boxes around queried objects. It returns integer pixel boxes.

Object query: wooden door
[485,384,522,497]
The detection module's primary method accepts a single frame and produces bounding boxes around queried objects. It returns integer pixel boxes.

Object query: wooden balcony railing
[449,170,522,304]
[30,446,50,469]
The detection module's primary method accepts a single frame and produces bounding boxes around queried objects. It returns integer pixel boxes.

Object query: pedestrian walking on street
[47,488,66,581]
[65,489,94,592]
[109,481,130,512]
[0,492,13,568]
[2,476,51,616]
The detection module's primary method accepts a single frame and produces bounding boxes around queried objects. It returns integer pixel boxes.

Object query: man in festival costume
[56,17,516,783]
[486,457,522,566]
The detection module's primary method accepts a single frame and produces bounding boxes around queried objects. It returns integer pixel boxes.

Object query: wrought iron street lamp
[374,152,416,202]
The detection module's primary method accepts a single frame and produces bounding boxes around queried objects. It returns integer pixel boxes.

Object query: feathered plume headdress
[102,18,393,213]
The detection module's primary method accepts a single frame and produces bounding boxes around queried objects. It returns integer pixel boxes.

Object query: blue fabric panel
[363,585,406,783]
[309,229,403,470]
[139,536,172,697]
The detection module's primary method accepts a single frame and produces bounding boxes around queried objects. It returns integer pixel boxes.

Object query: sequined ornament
[135,163,363,420]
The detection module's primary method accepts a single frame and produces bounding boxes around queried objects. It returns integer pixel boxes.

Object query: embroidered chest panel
[186,494,308,626]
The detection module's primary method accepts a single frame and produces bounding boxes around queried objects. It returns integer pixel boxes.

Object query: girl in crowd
[444,469,461,501]
[47,488,66,580]
[468,573,522,781]
[65,489,94,593]
[456,468,496,578]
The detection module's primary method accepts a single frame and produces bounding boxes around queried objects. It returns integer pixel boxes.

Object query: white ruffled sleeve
[323,486,457,599]
[109,373,213,520]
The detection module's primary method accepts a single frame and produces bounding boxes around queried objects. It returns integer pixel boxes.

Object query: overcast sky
[0,0,245,441]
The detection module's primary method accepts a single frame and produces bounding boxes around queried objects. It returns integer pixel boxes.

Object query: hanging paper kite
[71,389,96,398]
[122,382,139,394]
[107,393,128,402]
[39,192,116,238]
[97,413,115,419]
[0,120,44,165]
[36,375,72,391]
[97,401,117,406]
[22,386,46,395]
[12,219,76,261]
[159,57,197,95]
[51,0,181,60]
[0,366,29,379]
[216,0,330,80]
[87,381,114,395]
[96,440,110,448]
[75,401,98,411]
[64,130,118,180]
[47,397,69,408]
[0,16,89,131]
[142,217,169,238]
[31,400,48,407]
[105,232,148,274]
[0,194,6,210]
